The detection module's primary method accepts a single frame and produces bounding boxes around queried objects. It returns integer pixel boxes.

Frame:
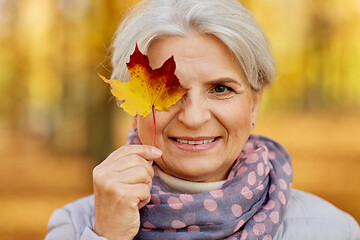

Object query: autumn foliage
[99,44,186,118]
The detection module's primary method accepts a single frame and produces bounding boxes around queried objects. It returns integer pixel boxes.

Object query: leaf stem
[152,106,156,147]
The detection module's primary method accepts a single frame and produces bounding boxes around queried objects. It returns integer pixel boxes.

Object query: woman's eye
[214,85,231,93]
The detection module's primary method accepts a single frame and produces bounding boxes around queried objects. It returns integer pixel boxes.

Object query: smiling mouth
[170,137,219,145]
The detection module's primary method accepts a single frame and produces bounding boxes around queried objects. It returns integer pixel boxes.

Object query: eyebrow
[208,77,244,87]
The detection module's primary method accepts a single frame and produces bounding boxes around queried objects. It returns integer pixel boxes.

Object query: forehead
[147,32,248,86]
[147,32,237,67]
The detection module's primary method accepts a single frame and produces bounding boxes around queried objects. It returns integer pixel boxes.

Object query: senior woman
[45,0,360,239]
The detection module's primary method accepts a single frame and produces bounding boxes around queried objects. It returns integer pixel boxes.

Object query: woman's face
[133,32,262,182]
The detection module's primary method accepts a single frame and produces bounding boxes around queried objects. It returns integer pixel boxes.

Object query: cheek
[138,110,175,146]
[220,102,252,158]
[216,97,253,130]
[226,112,252,139]
[137,115,154,145]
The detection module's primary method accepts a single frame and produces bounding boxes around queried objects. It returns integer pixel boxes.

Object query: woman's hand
[92,145,162,240]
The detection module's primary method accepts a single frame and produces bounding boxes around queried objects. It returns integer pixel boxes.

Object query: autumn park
[0,0,360,239]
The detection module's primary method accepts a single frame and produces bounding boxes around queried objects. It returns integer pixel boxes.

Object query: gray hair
[111,0,275,90]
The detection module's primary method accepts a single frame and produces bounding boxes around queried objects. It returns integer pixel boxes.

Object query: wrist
[93,225,134,240]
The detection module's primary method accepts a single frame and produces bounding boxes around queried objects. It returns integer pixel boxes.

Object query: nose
[177,92,211,129]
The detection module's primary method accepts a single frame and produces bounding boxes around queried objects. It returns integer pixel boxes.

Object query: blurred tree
[244,0,360,111]
[0,0,359,161]
[302,0,335,109]
[53,0,117,160]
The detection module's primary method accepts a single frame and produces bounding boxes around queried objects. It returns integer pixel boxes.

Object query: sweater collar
[154,165,226,194]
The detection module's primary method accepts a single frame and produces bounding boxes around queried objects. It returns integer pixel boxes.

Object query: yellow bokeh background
[0,0,359,239]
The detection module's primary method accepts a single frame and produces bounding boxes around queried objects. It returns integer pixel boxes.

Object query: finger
[105,145,162,165]
[128,183,152,209]
[116,183,152,210]
[112,165,154,185]
[138,199,150,209]
[105,154,155,178]
[93,159,154,192]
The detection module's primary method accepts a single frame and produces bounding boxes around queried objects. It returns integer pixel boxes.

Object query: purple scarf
[126,130,293,240]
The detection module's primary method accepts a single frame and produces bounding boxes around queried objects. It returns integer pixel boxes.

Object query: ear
[250,84,264,124]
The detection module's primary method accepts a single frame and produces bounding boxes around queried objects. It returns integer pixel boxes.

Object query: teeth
[175,138,216,145]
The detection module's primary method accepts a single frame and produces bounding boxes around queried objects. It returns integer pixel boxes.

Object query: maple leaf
[99,44,186,146]
[99,44,186,118]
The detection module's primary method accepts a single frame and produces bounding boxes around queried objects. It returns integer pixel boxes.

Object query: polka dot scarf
[126,130,293,240]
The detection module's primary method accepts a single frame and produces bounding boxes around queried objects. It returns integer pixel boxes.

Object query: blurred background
[0,0,359,239]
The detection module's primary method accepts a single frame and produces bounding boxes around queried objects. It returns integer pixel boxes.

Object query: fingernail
[151,147,162,156]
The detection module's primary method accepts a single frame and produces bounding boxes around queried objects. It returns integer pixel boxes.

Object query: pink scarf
[126,130,293,240]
